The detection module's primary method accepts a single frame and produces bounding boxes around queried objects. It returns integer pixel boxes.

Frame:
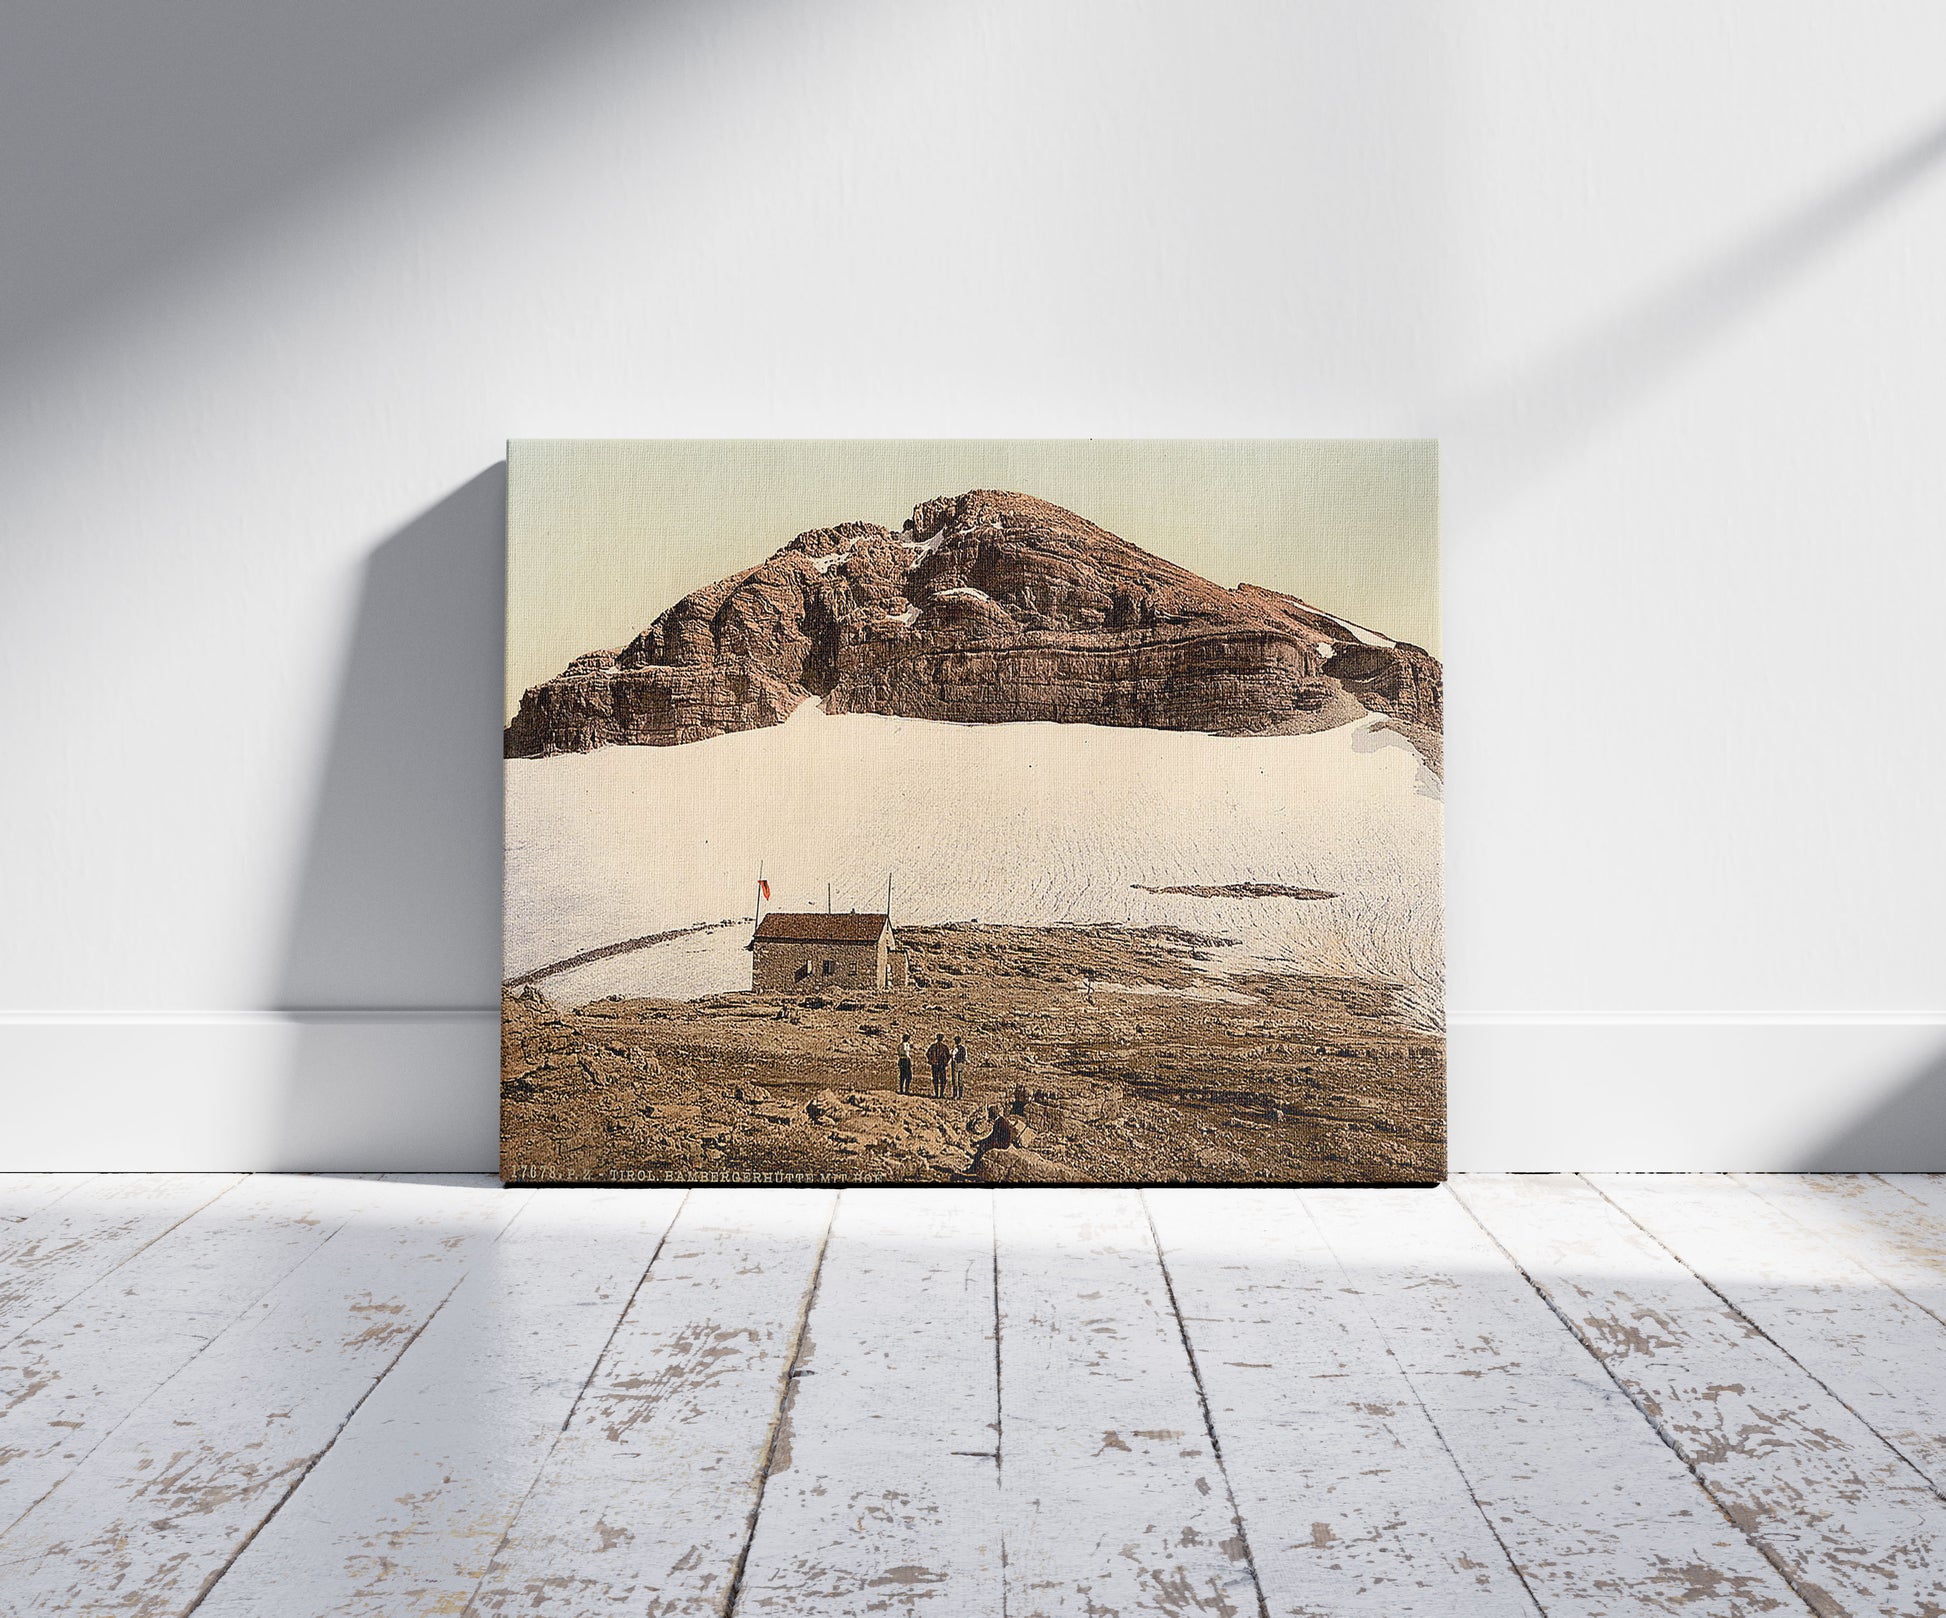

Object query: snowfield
[504,703,1443,1021]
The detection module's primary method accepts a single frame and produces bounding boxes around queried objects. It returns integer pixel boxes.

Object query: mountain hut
[750,911,910,992]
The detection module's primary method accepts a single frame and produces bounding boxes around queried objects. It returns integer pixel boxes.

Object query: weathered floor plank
[1305,1185,1806,1616]
[1735,1175,1946,1325]
[0,1175,526,1616]
[1458,1173,1946,1616]
[464,1188,838,1616]
[995,1188,1262,1618]
[1147,1188,1539,1616]
[9,1174,1938,1616]
[1878,1175,1946,1220]
[0,1173,245,1347]
[731,1189,1004,1615]
[191,1186,686,1617]
[1594,1173,1946,1499]
[0,1174,398,1536]
[0,1174,95,1223]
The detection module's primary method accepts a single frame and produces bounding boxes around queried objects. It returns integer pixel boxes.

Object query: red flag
[758,878,771,900]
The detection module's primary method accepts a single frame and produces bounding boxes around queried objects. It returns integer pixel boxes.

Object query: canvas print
[502,441,1442,1185]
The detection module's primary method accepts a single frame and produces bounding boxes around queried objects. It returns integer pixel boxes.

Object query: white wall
[4,1,1942,1171]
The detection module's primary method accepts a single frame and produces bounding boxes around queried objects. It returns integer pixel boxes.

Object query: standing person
[927,1032,951,1098]
[951,1035,969,1099]
[898,1033,914,1096]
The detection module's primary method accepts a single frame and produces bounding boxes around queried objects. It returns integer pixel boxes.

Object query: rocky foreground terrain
[505,489,1441,757]
[501,923,1444,1186]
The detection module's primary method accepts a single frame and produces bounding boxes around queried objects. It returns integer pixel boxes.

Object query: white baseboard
[0,1013,1940,1173]
[0,1013,500,1173]
[1449,1017,1946,1171]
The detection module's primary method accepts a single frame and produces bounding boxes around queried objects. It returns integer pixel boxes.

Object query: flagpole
[755,860,766,937]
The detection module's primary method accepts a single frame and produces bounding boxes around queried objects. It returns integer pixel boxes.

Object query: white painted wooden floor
[2,1176,1944,1616]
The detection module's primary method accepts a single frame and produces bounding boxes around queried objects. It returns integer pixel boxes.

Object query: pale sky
[507,439,1438,720]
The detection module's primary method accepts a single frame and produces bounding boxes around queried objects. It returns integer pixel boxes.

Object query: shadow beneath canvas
[271,466,508,1171]
[297,1170,501,1187]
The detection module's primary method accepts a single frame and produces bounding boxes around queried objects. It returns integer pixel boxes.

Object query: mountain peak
[506,490,1439,757]
[912,486,1105,538]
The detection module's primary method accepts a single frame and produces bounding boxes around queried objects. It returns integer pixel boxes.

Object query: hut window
[822,959,835,975]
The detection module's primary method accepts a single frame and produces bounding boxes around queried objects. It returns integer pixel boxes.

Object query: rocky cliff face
[505,490,1440,758]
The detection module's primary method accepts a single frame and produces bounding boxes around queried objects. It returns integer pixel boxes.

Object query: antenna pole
[886,871,893,926]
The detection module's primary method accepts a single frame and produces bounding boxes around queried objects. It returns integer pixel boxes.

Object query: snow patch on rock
[901,530,950,560]
[1310,608,1394,648]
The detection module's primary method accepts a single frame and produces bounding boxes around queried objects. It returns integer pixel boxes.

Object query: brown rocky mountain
[505,489,1440,758]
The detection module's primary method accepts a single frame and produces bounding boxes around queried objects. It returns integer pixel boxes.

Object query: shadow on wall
[1448,110,1946,513]
[1797,1042,1946,1173]
[0,0,649,376]
[272,465,508,1171]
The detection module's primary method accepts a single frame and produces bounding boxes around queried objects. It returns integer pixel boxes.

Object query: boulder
[974,1146,1091,1184]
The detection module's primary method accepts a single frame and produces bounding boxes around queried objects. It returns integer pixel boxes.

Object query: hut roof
[752,911,891,945]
